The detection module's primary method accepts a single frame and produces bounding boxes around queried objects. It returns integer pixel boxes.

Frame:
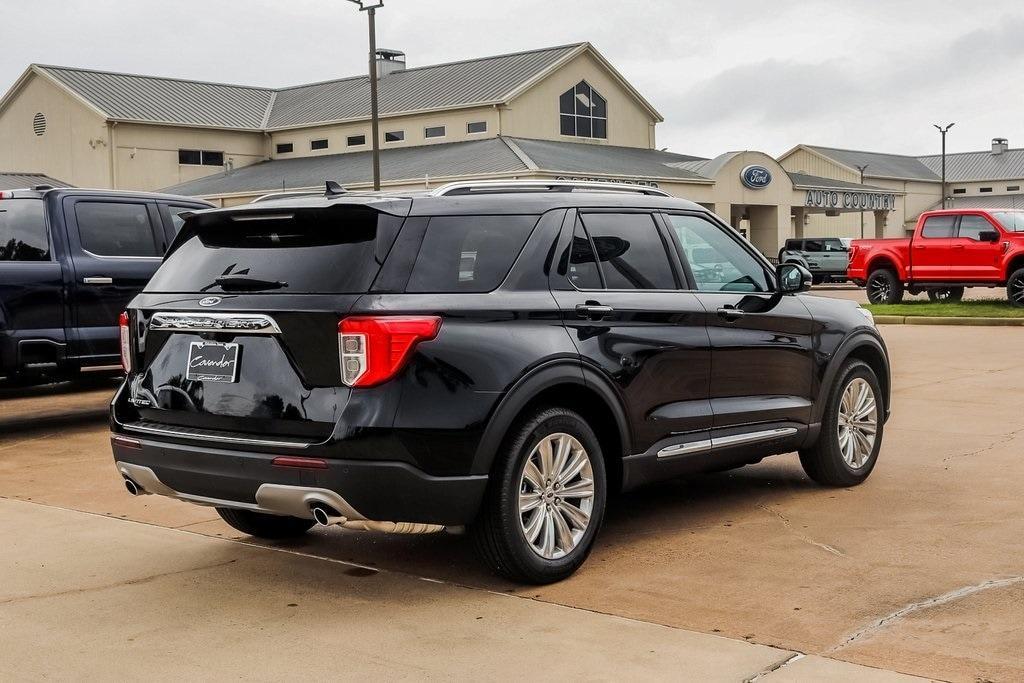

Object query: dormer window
[559,81,607,139]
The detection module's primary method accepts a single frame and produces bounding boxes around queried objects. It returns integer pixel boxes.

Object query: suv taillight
[119,311,132,373]
[338,316,441,387]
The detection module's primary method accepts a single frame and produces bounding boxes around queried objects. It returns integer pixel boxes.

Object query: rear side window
[803,239,824,252]
[0,198,49,261]
[921,215,956,238]
[559,219,602,289]
[579,213,676,290]
[406,215,539,293]
[76,202,160,257]
[148,208,392,294]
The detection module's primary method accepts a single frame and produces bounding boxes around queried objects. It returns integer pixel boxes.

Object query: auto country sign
[804,189,896,210]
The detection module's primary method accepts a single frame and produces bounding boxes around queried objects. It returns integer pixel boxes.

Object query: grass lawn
[865,299,1024,317]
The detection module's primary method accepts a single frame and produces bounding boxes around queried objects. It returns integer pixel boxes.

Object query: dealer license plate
[186,341,239,382]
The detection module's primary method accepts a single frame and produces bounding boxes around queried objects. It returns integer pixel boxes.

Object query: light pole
[933,122,955,208]
[348,0,384,190]
[855,163,869,238]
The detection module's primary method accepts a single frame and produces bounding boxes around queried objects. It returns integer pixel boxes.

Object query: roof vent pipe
[992,137,1008,155]
[376,49,406,78]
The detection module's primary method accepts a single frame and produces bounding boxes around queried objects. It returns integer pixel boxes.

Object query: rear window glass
[0,198,49,261]
[580,213,676,290]
[76,202,160,257]
[921,215,956,238]
[147,208,389,294]
[993,211,1024,232]
[406,215,539,293]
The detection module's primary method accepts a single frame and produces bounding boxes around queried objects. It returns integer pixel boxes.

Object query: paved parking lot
[2,323,1022,681]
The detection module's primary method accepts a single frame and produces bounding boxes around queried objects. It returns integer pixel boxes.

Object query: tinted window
[580,213,676,290]
[406,215,539,293]
[921,215,956,238]
[0,198,49,261]
[803,239,824,252]
[385,130,404,142]
[276,143,293,154]
[166,205,197,234]
[201,151,223,166]
[424,126,445,138]
[347,135,366,146]
[784,239,802,250]
[558,219,602,289]
[148,208,390,294]
[823,238,847,252]
[467,121,487,134]
[178,149,201,165]
[993,211,1024,232]
[958,215,994,240]
[310,139,328,150]
[667,214,770,293]
[76,202,159,257]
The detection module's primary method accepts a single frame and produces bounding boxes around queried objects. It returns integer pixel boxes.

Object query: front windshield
[992,211,1024,232]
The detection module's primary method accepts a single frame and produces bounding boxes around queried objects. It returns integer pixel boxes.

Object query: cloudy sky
[3,0,1021,158]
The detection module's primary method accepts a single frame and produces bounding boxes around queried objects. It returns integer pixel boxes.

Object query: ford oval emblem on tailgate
[198,297,222,307]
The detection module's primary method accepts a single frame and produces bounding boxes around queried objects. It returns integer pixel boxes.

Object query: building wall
[268,105,499,160]
[779,147,858,183]
[113,123,266,191]
[0,72,110,187]
[499,50,656,149]
[948,178,1024,200]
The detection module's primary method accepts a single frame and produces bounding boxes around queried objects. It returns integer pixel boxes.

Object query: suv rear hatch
[122,199,408,443]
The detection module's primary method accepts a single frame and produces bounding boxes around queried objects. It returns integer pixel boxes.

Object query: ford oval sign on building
[740,165,772,189]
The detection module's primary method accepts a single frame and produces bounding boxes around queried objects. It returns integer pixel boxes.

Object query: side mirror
[979,229,1000,243]
[777,262,812,294]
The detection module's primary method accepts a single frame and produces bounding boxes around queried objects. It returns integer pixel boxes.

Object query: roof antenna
[325,180,347,196]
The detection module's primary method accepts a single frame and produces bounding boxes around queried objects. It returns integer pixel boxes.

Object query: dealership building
[3,42,1024,255]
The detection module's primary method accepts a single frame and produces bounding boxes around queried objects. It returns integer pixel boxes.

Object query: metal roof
[805,145,940,181]
[161,136,714,197]
[267,44,581,128]
[787,172,892,192]
[0,172,72,190]
[949,194,1024,210]
[29,44,586,131]
[919,148,1024,182]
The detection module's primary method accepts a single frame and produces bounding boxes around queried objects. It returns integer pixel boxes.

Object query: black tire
[216,507,315,539]
[471,407,607,584]
[799,360,883,487]
[927,287,964,302]
[866,269,904,304]
[1007,267,1024,307]
[811,274,824,286]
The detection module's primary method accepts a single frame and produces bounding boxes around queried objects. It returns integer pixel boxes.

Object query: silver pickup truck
[778,237,850,284]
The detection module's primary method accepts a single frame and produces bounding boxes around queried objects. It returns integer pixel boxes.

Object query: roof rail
[430,179,671,198]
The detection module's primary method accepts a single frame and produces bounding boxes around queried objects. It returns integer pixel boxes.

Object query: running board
[657,427,798,459]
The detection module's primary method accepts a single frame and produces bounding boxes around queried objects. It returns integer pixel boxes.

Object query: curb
[874,315,1024,326]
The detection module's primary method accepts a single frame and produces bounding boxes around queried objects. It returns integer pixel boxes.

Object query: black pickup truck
[0,186,211,384]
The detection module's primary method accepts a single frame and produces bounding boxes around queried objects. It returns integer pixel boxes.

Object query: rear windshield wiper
[208,275,288,291]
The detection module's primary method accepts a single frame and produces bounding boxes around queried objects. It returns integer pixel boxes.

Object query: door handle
[952,244,965,249]
[575,303,614,319]
[83,276,113,285]
[717,306,745,320]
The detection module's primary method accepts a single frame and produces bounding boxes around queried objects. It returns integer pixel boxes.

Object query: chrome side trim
[657,439,713,458]
[149,312,282,335]
[712,427,798,449]
[121,422,311,449]
[655,427,798,459]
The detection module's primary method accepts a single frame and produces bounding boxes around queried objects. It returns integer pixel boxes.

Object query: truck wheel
[472,407,606,584]
[866,269,904,304]
[799,359,883,487]
[927,287,964,302]
[1008,268,1024,307]
[216,507,315,539]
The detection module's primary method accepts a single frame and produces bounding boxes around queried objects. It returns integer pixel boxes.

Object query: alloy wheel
[1010,275,1024,305]
[518,432,595,560]
[869,277,890,303]
[837,378,878,469]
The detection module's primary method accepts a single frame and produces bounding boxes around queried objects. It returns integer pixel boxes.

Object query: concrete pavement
[2,325,1023,681]
[0,498,920,681]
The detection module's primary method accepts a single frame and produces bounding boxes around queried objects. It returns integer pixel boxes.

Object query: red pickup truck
[848,209,1024,306]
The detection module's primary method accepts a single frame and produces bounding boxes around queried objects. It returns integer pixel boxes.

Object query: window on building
[347,134,366,146]
[0,198,49,261]
[980,187,993,193]
[75,202,160,257]
[1008,185,1020,192]
[921,215,956,238]
[276,143,294,154]
[952,188,966,194]
[424,125,446,139]
[467,121,487,134]
[178,149,223,166]
[578,213,676,290]
[201,151,223,166]
[559,80,607,139]
[384,130,405,143]
[311,139,329,150]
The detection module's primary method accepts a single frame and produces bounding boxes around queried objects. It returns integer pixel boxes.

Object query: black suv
[110,181,890,584]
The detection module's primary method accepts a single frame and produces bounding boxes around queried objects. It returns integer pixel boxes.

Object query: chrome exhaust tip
[310,504,343,526]
[124,478,142,496]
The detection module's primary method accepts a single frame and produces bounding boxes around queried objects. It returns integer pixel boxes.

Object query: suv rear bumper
[111,435,488,526]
